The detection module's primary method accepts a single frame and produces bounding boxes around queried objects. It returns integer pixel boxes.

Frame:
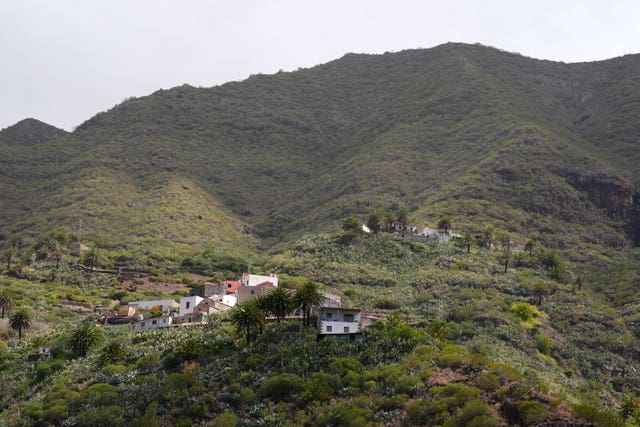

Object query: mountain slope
[1,43,639,254]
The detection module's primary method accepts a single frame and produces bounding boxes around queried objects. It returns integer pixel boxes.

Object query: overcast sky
[1,0,639,131]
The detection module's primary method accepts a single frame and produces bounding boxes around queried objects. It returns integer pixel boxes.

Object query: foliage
[70,322,105,357]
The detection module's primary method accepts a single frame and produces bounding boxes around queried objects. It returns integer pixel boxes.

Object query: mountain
[1,43,640,256]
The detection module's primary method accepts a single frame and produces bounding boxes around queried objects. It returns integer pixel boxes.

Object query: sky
[1,0,639,131]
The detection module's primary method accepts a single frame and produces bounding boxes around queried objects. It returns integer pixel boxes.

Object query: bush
[518,400,550,425]
[535,333,554,355]
[208,411,238,427]
[259,373,304,402]
[510,302,537,322]
[302,371,340,402]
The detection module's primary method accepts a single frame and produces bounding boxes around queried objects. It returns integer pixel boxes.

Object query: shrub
[476,373,501,391]
[374,297,401,309]
[302,371,340,403]
[510,302,537,322]
[535,333,554,355]
[259,373,304,402]
[208,411,238,427]
[405,399,431,424]
[75,406,125,427]
[518,400,550,425]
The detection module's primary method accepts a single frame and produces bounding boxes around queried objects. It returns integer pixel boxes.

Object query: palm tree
[437,217,452,234]
[262,287,294,322]
[461,232,473,253]
[70,323,105,357]
[294,281,323,327]
[0,289,13,318]
[2,246,17,271]
[10,307,32,339]
[82,248,100,271]
[230,300,265,345]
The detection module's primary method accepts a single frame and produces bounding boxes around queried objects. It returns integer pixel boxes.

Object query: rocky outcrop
[568,170,640,244]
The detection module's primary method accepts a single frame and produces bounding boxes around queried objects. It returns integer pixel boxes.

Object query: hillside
[1,43,640,257]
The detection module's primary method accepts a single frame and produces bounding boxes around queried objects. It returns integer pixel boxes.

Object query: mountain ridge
[1,43,639,255]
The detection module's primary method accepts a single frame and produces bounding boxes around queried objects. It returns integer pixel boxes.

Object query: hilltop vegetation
[1,230,638,426]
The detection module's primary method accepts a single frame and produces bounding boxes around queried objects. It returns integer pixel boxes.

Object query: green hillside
[1,43,640,256]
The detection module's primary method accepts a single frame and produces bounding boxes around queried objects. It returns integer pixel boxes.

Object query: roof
[256,281,276,288]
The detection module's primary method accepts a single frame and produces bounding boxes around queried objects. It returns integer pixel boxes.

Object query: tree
[294,280,323,326]
[70,323,105,357]
[230,300,264,345]
[497,232,511,273]
[524,239,536,255]
[2,246,17,271]
[366,211,383,233]
[262,287,294,322]
[480,225,494,249]
[397,207,409,228]
[438,217,452,234]
[575,274,585,292]
[82,248,101,271]
[10,307,32,339]
[0,289,13,319]
[461,232,473,253]
[382,210,395,232]
[341,215,361,240]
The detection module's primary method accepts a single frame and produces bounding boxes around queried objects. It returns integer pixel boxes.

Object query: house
[131,315,173,331]
[419,227,453,243]
[242,273,278,287]
[204,280,241,297]
[128,299,179,314]
[118,306,136,317]
[237,281,276,303]
[317,307,363,342]
[393,223,418,234]
[193,297,233,317]
[179,296,203,318]
[320,292,341,308]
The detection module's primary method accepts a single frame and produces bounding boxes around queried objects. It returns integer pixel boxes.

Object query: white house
[317,307,362,340]
[241,273,278,287]
[131,316,173,331]
[179,296,203,317]
[320,292,341,308]
[128,299,179,313]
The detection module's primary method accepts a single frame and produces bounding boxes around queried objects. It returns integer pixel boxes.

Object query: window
[152,320,157,325]
[344,326,349,333]
[326,325,332,332]
[186,301,190,309]
[344,314,354,322]
[325,312,332,319]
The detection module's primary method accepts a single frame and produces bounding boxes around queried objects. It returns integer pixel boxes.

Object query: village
[101,272,373,341]
[100,223,458,341]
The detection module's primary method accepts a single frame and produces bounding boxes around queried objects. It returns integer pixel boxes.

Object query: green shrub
[511,302,537,321]
[535,333,553,355]
[405,399,431,424]
[518,400,550,425]
[208,411,238,427]
[76,406,125,427]
[259,373,304,402]
[476,373,501,391]
[302,371,340,403]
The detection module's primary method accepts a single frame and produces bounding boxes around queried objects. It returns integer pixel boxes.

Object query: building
[241,273,278,287]
[179,296,203,317]
[320,292,341,308]
[128,299,179,313]
[204,280,241,297]
[237,282,276,303]
[317,307,362,341]
[131,316,173,331]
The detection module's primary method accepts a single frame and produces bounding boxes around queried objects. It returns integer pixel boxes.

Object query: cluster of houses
[102,273,367,341]
[364,222,461,243]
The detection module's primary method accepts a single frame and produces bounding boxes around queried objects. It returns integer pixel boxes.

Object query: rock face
[569,171,640,244]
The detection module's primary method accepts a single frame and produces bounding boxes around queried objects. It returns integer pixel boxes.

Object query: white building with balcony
[317,307,362,341]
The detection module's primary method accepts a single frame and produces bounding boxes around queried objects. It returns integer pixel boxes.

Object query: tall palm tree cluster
[230,281,323,344]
